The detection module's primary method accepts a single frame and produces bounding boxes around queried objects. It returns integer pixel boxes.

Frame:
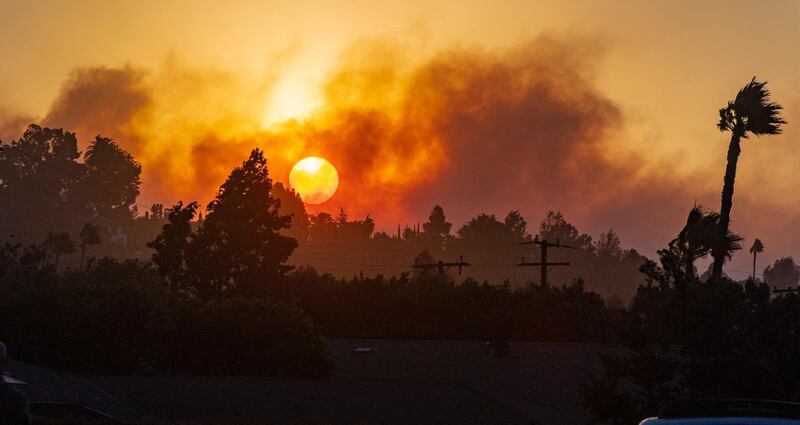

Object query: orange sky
[0,0,798,276]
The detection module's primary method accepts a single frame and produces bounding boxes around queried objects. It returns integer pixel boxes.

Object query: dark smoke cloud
[43,66,150,153]
[0,108,34,142]
[14,34,796,269]
[298,35,674,233]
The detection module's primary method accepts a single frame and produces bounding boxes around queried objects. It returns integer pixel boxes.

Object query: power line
[411,256,471,276]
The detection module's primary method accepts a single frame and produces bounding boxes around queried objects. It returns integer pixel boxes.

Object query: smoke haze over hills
[0,0,797,276]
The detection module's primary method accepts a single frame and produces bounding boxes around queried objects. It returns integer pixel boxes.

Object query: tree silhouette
[457,213,509,242]
[334,209,375,242]
[79,222,101,268]
[0,125,83,240]
[763,257,799,289]
[272,181,309,243]
[74,136,142,218]
[412,249,437,278]
[187,149,297,298]
[712,78,786,280]
[422,205,452,238]
[148,201,198,292]
[308,212,337,242]
[749,238,764,279]
[539,211,593,251]
[595,229,623,259]
[503,210,528,239]
[662,206,742,283]
[43,231,77,268]
[422,205,452,254]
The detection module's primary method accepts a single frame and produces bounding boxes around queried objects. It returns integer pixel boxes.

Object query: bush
[0,244,332,377]
[153,297,333,377]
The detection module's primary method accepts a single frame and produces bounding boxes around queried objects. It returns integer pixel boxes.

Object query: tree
[334,209,375,243]
[749,238,764,279]
[596,229,623,259]
[584,213,795,424]
[421,205,453,255]
[412,249,437,278]
[503,210,528,239]
[308,212,337,242]
[423,205,452,238]
[148,203,165,220]
[763,257,799,289]
[457,214,508,241]
[186,149,297,298]
[0,125,83,240]
[712,78,786,280]
[147,201,198,292]
[73,136,141,219]
[272,181,309,243]
[539,210,593,250]
[667,206,742,282]
[43,231,77,268]
[79,222,101,268]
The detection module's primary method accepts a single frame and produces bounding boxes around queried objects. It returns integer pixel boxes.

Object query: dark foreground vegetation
[0,249,332,377]
[585,259,800,423]
[0,132,619,378]
[0,90,798,425]
[0,241,618,376]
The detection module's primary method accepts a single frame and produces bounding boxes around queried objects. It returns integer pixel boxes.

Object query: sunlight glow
[262,75,320,127]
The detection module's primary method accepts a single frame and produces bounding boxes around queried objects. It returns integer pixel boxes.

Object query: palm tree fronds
[718,102,736,132]
[749,238,764,254]
[721,230,744,260]
[719,77,787,136]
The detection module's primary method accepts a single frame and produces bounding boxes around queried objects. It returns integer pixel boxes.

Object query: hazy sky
[1,0,798,276]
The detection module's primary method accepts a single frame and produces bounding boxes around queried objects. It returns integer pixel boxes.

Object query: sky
[0,0,798,277]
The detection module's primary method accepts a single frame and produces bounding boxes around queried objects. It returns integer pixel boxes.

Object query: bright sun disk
[289,157,339,205]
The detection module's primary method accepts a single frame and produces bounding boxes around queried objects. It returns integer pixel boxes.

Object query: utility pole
[518,236,570,286]
[412,256,471,276]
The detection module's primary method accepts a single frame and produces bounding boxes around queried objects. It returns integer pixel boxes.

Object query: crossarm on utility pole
[412,255,471,275]
[517,237,571,285]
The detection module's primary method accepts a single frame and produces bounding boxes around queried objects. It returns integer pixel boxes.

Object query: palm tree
[672,205,742,281]
[750,238,764,279]
[711,78,786,280]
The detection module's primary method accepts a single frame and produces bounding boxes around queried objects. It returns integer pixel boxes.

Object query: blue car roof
[641,418,800,425]
[642,400,800,425]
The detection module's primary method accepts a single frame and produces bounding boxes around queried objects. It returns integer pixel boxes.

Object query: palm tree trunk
[752,251,757,280]
[685,246,696,281]
[712,132,742,280]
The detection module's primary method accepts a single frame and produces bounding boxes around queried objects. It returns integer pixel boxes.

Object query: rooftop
[7,339,620,424]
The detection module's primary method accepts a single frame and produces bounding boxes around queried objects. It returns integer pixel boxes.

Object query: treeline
[3,124,799,416]
[0,245,332,377]
[0,125,171,261]
[0,124,649,302]
[0,139,621,378]
[584,205,800,423]
[0,243,620,377]
[287,206,649,302]
[285,269,618,342]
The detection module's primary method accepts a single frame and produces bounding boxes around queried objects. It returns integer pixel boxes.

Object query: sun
[289,157,339,205]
